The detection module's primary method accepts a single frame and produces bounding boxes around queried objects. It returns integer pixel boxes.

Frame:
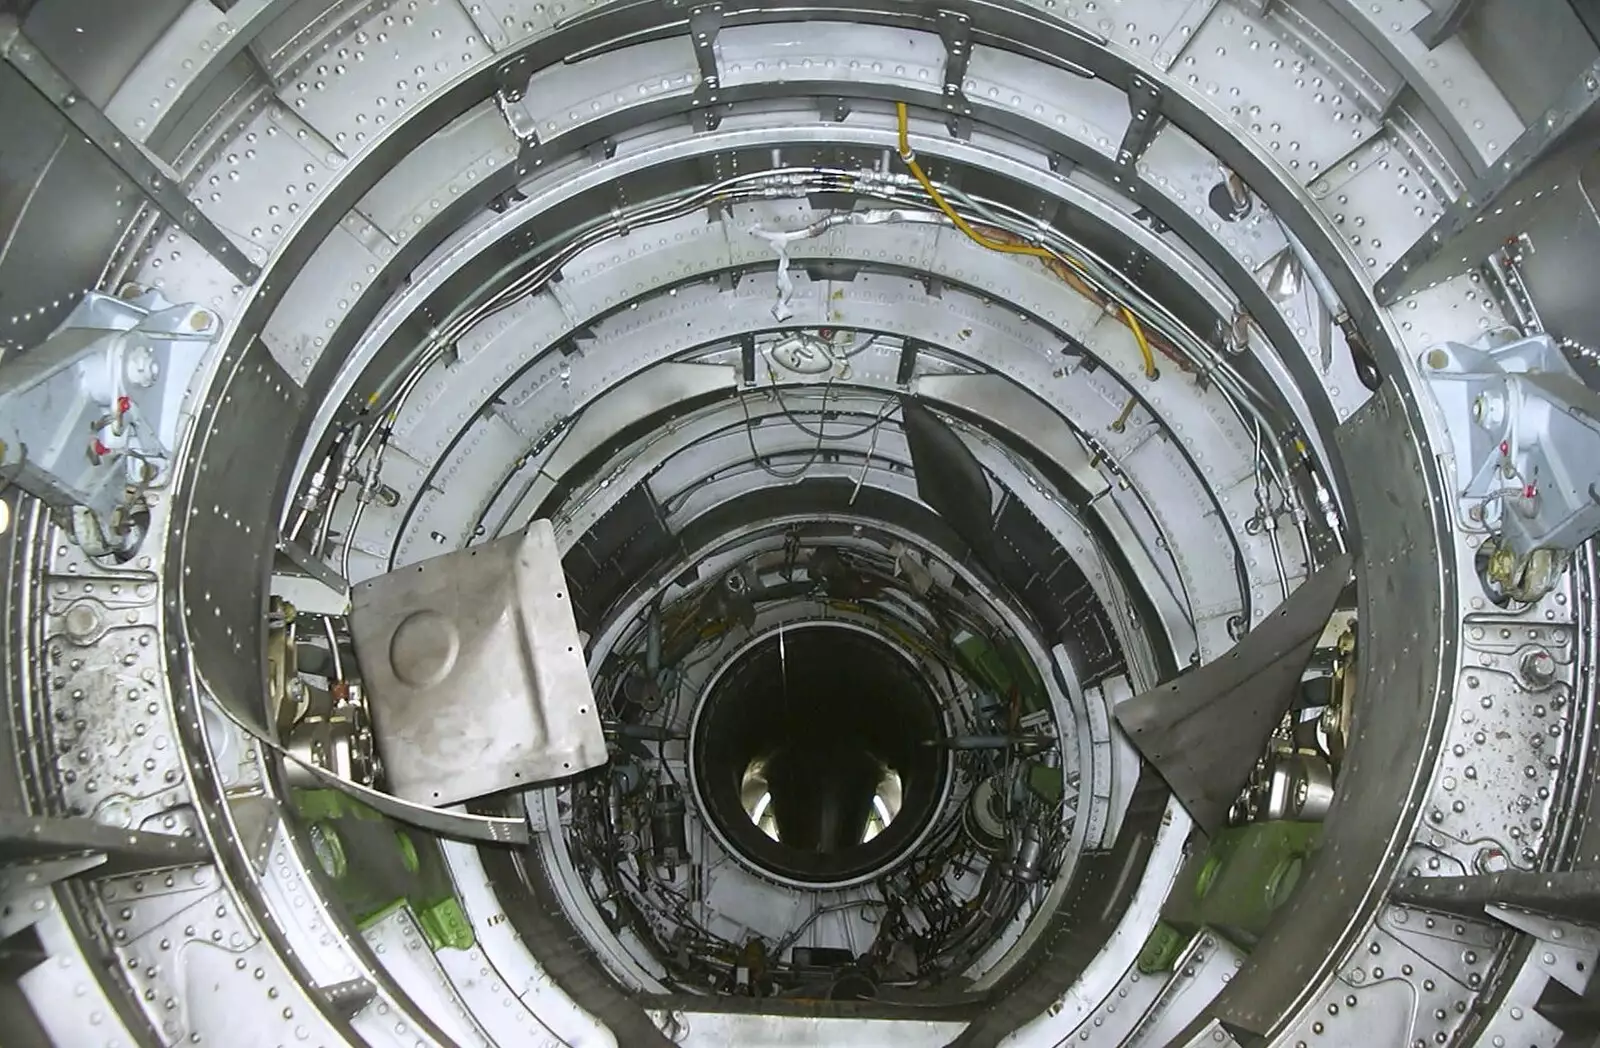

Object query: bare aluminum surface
[349,519,605,805]
[0,16,260,285]
[0,0,1592,1045]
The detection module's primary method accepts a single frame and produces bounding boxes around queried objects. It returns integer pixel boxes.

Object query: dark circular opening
[689,626,949,886]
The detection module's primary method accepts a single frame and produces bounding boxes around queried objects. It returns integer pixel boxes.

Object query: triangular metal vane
[900,397,997,558]
[1113,553,1353,836]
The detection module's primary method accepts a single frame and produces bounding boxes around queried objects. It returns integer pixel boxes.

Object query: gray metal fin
[900,397,996,558]
[1113,553,1353,836]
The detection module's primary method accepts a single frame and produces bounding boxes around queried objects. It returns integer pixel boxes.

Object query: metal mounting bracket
[938,10,973,133]
[688,4,725,131]
[1117,74,1165,177]
[1415,0,1481,49]
[897,338,921,387]
[274,539,350,615]
[320,978,377,1020]
[0,289,222,556]
[492,54,542,163]
[1419,334,1600,572]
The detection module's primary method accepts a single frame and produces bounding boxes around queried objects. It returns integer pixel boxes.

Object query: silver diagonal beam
[0,810,209,875]
[1394,869,1600,925]
[0,16,261,286]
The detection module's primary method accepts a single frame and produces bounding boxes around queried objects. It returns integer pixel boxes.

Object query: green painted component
[1136,921,1193,974]
[1161,821,1323,943]
[1007,652,1048,715]
[954,631,1048,716]
[395,829,420,873]
[295,787,384,823]
[954,632,1009,695]
[1025,761,1064,803]
[416,896,476,951]
[291,789,475,951]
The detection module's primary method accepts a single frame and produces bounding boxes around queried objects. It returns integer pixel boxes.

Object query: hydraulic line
[895,102,1069,267]
[1123,306,1160,382]
[913,167,1315,538]
[304,145,1323,596]
[895,101,1159,382]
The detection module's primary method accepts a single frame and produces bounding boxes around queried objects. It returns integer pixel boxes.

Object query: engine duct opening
[690,625,949,887]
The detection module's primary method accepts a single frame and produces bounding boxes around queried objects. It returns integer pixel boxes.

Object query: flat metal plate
[1394,870,1600,924]
[1516,152,1600,357]
[0,854,104,937]
[349,519,605,806]
[0,62,137,355]
[179,339,306,736]
[902,397,996,559]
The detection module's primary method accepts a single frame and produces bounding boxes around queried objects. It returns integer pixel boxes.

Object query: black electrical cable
[838,333,882,360]
[770,385,900,442]
[738,382,828,480]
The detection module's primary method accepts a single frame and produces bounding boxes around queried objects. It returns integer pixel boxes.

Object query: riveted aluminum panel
[349,519,604,805]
